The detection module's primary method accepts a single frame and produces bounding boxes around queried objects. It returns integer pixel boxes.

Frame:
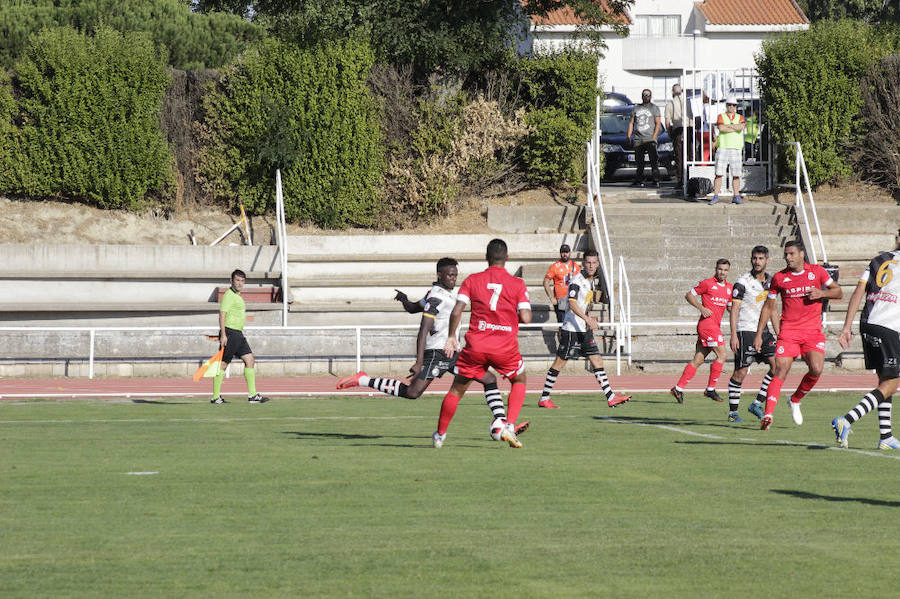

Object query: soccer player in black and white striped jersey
[336,258,524,434]
[726,246,778,423]
[538,250,631,409]
[833,246,900,450]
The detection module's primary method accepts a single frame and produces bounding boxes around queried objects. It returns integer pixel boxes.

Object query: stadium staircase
[589,201,899,372]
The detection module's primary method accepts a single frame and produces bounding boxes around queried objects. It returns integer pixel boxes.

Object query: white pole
[276,169,289,327]
[356,327,362,372]
[88,329,95,379]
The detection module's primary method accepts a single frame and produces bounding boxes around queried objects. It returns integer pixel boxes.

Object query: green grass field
[1,392,898,598]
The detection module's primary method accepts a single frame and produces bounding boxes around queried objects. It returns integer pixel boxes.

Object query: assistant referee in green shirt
[211,269,270,404]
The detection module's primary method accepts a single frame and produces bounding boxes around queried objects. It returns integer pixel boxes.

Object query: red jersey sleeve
[692,279,708,296]
[457,276,472,306]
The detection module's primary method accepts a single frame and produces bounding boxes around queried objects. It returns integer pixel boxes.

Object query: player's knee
[243,354,255,368]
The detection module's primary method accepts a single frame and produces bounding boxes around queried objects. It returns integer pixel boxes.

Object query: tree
[0,0,264,69]
[195,0,633,76]
[797,0,900,23]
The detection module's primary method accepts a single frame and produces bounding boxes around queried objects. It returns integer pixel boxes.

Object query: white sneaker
[432,431,446,448]
[789,400,803,425]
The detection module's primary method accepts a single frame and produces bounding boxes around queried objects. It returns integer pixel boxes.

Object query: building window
[632,15,681,37]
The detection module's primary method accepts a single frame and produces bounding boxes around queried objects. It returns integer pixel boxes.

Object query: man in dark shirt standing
[627,88,661,188]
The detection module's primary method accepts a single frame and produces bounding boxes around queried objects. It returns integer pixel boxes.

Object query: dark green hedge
[507,50,595,185]
[196,37,384,228]
[756,20,890,185]
[0,0,264,70]
[0,26,173,209]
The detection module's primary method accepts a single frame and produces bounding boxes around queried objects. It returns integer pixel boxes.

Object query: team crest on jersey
[808,272,815,280]
[432,367,440,376]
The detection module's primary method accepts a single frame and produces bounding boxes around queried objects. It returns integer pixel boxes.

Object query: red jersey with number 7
[457,266,531,354]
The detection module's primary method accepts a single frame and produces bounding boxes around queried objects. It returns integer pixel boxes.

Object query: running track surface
[0,372,880,400]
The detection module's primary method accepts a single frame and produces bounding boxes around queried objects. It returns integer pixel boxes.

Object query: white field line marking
[0,415,426,425]
[598,416,900,460]
[126,471,159,475]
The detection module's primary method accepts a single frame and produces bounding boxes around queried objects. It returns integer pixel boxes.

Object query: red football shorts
[775,328,826,358]
[697,321,724,347]
[454,345,525,380]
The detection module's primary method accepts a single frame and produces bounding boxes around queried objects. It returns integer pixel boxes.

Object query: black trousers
[634,141,659,183]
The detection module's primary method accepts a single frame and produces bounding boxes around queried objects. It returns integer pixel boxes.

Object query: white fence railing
[783,142,828,264]
[1,314,851,380]
[0,322,634,379]
[588,90,632,374]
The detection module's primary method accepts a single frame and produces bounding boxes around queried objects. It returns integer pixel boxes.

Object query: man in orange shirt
[543,244,581,323]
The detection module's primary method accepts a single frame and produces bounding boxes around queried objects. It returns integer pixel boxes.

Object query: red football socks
[790,373,819,403]
[765,376,784,415]
[707,361,724,390]
[437,392,461,435]
[676,363,697,389]
[506,382,526,424]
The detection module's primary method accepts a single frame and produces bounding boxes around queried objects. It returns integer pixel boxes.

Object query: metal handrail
[275,169,290,326]
[0,321,629,379]
[617,256,632,371]
[788,143,828,264]
[1,315,847,379]
[586,139,616,327]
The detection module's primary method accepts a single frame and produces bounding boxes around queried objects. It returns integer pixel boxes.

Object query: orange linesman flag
[193,348,224,381]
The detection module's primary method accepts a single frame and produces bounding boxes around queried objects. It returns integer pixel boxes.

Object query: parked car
[599,103,676,181]
[601,91,633,108]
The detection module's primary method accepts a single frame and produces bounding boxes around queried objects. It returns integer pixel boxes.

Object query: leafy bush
[0,0,264,69]
[385,96,529,219]
[522,107,584,186]
[503,50,594,186]
[196,36,384,228]
[756,20,889,185]
[0,26,173,209]
[508,50,596,130]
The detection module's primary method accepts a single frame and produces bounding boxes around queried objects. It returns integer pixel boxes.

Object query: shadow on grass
[283,431,488,449]
[131,399,191,405]
[593,414,724,428]
[772,489,900,507]
[284,431,383,440]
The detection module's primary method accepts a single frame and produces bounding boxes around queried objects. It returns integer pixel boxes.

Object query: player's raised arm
[394,289,424,313]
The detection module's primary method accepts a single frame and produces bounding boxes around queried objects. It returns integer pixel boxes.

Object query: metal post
[88,329,95,379]
[276,169,289,327]
[356,327,362,372]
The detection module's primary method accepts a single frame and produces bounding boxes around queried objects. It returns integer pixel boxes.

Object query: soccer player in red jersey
[753,240,842,430]
[433,238,532,448]
[671,259,733,403]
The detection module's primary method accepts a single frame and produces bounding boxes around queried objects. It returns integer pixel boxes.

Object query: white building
[524,0,809,102]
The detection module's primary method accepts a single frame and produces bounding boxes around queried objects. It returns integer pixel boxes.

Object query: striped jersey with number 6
[859,249,900,333]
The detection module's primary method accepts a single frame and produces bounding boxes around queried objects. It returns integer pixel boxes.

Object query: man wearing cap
[710,96,745,205]
[544,244,581,323]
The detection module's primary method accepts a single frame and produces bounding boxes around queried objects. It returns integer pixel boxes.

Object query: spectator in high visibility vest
[743,109,760,159]
[710,96,745,206]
